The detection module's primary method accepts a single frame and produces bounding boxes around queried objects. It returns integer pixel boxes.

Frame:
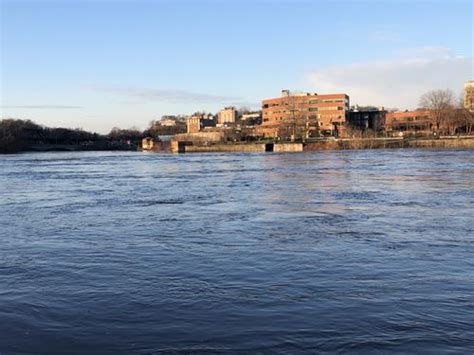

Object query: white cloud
[88,84,242,105]
[1,105,84,109]
[305,48,473,110]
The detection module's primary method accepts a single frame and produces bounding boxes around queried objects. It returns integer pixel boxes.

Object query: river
[0,149,473,353]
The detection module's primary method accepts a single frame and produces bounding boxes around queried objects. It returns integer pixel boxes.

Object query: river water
[0,149,473,354]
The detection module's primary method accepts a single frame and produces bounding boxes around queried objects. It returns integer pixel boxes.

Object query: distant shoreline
[165,136,474,153]
[0,143,137,154]
[2,136,473,154]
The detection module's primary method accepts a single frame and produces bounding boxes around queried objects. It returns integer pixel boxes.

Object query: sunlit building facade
[217,107,238,125]
[384,110,432,132]
[259,90,350,138]
[464,81,474,113]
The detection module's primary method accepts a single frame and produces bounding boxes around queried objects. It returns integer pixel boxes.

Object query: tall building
[259,90,350,138]
[347,108,386,132]
[186,115,201,134]
[464,81,474,112]
[186,113,216,133]
[217,107,237,125]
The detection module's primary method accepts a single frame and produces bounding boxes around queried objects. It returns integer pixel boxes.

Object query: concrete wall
[184,143,304,153]
[273,143,304,152]
[304,138,402,151]
[170,136,474,153]
[304,140,340,151]
[337,138,405,150]
[170,141,187,153]
[150,141,171,152]
[185,144,266,153]
[174,131,226,143]
[405,137,474,149]
[304,137,474,151]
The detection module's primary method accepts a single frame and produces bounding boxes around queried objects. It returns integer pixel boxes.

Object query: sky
[1,0,473,133]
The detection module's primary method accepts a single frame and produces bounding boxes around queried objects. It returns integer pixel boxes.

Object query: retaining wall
[273,143,304,152]
[184,144,266,153]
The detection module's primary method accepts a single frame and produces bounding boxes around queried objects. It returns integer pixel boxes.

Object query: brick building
[186,113,216,134]
[385,110,432,133]
[259,90,350,139]
[186,115,201,134]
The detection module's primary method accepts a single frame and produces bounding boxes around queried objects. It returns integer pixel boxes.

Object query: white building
[464,81,474,113]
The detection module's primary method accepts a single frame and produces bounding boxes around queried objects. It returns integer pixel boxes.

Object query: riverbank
[4,136,473,154]
[306,136,474,150]
[164,136,474,153]
[0,142,139,154]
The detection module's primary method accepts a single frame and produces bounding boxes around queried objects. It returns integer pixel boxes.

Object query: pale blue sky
[1,0,473,132]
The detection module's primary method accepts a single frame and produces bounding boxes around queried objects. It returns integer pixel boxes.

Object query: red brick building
[186,115,202,134]
[258,90,350,139]
[385,110,432,133]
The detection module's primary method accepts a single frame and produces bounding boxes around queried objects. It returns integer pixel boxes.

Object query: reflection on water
[0,149,473,353]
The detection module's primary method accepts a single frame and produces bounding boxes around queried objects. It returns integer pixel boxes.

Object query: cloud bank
[90,84,241,104]
[1,105,84,109]
[305,48,472,110]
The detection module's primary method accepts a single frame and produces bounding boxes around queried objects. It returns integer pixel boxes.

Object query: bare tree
[419,89,455,133]
[454,108,474,134]
[285,94,299,141]
[435,92,474,135]
[284,93,319,141]
[454,93,474,134]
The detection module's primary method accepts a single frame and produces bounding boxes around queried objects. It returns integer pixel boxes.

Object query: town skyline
[1,0,472,133]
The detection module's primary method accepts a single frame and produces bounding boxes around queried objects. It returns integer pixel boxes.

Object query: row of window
[316,106,345,111]
[263,114,343,121]
[263,99,348,108]
[391,116,429,122]
[265,106,345,114]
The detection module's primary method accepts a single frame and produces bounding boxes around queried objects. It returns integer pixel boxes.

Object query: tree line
[0,118,192,153]
[419,89,474,135]
[0,119,148,153]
